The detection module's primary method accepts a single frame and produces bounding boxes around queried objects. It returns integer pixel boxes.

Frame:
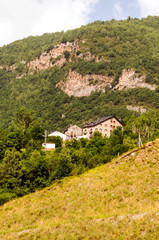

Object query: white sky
[0,0,158,47]
[138,0,159,17]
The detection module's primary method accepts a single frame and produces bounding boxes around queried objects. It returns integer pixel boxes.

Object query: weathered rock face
[116,69,157,90]
[57,69,114,97]
[11,41,80,78]
[27,41,79,73]
[26,40,105,73]
[3,40,157,94]
[126,105,147,114]
[57,68,157,97]
[10,40,107,79]
[6,64,17,71]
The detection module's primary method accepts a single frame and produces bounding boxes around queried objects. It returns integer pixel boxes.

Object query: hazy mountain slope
[0,16,159,130]
[0,140,158,239]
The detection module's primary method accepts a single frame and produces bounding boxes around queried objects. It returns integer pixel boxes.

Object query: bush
[47,136,63,148]
[64,50,71,61]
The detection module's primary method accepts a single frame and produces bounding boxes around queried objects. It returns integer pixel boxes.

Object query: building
[64,125,82,139]
[48,131,67,141]
[83,116,123,139]
[42,143,55,150]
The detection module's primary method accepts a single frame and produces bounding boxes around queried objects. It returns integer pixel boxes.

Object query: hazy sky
[0,0,159,47]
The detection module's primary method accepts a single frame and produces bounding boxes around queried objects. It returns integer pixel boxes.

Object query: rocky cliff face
[126,105,147,114]
[27,41,79,73]
[3,41,157,94]
[57,68,157,97]
[115,69,157,90]
[57,69,114,97]
[6,41,79,78]
[7,40,105,79]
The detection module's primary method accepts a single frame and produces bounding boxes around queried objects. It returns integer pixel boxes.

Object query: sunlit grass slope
[0,140,159,239]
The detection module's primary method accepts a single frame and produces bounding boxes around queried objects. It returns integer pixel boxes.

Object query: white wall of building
[42,143,55,149]
[48,131,67,140]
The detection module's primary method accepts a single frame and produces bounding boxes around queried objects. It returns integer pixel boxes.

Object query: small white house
[42,143,55,150]
[48,131,67,141]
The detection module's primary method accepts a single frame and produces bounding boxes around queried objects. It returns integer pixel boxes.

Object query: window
[104,129,107,131]
[105,124,107,127]
[89,129,93,134]
[95,128,98,131]
[100,128,102,131]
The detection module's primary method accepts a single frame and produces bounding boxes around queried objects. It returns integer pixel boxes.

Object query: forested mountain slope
[0,139,158,239]
[0,16,159,130]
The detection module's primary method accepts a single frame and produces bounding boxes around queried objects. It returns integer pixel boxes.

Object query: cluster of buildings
[43,116,123,150]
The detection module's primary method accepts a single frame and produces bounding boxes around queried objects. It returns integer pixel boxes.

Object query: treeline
[1,108,159,205]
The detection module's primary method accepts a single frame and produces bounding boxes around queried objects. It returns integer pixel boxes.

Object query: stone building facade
[83,116,123,139]
[64,125,82,139]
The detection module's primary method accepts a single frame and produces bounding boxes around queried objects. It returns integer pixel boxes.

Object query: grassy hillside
[0,16,159,130]
[0,140,158,239]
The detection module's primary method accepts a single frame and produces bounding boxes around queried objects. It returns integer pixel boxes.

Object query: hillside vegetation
[1,107,159,206]
[0,16,159,239]
[0,139,159,239]
[0,16,159,130]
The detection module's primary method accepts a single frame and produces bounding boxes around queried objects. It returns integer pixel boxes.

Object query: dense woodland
[0,16,159,205]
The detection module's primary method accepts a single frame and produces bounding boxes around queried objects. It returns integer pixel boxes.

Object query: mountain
[0,16,159,131]
[0,139,158,239]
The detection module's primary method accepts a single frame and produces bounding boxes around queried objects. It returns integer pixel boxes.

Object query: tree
[56,154,72,179]
[16,107,36,135]
[0,141,5,162]
[0,148,23,188]
[134,110,159,141]
[86,131,106,154]
[109,126,123,145]
[47,136,62,148]
[64,50,71,61]
[22,150,49,189]
[4,130,23,151]
[15,107,43,148]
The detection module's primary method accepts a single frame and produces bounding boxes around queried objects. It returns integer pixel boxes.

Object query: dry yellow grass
[0,140,159,239]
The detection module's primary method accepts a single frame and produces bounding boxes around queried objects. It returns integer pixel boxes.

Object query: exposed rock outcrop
[10,41,80,78]
[6,64,17,71]
[126,105,147,114]
[57,69,114,97]
[3,42,157,94]
[9,40,108,79]
[116,69,157,90]
[57,68,157,97]
[27,41,79,73]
